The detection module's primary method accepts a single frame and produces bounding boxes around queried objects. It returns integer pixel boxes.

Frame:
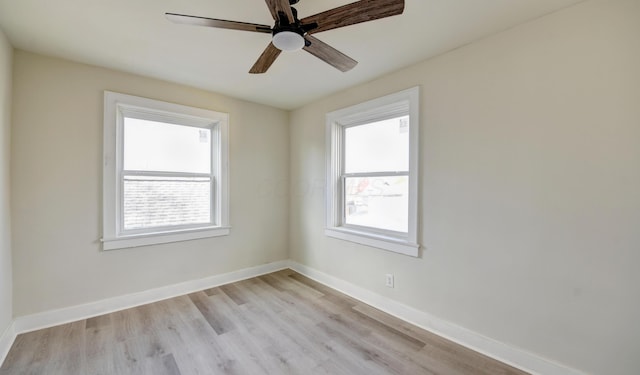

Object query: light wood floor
[1,270,529,375]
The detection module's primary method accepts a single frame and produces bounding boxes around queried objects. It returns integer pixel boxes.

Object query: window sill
[325,227,419,257]
[102,226,231,251]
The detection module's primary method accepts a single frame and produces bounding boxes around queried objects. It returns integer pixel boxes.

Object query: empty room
[0,0,638,374]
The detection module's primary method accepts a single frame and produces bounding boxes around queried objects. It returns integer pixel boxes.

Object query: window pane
[123,176,211,230]
[124,117,211,174]
[344,176,408,233]
[344,116,409,174]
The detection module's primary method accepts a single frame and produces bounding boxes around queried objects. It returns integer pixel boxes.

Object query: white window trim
[102,91,230,250]
[325,87,420,257]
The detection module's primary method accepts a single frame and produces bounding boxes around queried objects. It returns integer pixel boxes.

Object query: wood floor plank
[286,272,360,306]
[188,291,236,335]
[0,270,531,375]
[154,354,182,375]
[257,274,287,292]
[47,321,86,375]
[0,329,50,374]
[353,302,438,343]
[225,284,325,373]
[215,328,274,375]
[219,284,249,305]
[203,287,220,297]
[158,296,228,374]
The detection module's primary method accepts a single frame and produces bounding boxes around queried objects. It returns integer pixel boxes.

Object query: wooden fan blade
[166,13,272,33]
[249,42,282,74]
[301,0,404,34]
[263,0,279,20]
[303,35,357,72]
[264,0,295,24]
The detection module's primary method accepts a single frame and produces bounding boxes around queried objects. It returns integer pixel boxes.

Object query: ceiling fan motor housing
[272,6,307,51]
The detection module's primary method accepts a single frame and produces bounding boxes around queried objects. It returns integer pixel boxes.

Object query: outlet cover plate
[385,274,394,288]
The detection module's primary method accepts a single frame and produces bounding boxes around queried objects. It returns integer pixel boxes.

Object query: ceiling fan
[166,0,405,74]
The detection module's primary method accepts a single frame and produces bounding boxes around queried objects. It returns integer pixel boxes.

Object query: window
[326,87,419,256]
[102,91,229,250]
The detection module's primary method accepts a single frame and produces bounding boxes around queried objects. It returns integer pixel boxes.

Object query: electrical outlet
[385,274,394,288]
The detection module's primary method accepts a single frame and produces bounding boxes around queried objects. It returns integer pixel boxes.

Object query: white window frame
[325,87,420,257]
[102,91,230,250]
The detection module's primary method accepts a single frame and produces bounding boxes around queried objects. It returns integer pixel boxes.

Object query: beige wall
[0,29,13,336]
[10,51,289,316]
[289,1,640,374]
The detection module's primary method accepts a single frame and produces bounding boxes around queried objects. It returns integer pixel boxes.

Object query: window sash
[339,116,410,173]
[342,171,409,178]
[120,117,216,173]
[118,170,216,236]
[340,170,410,235]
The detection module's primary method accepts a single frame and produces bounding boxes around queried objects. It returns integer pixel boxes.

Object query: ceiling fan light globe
[272,31,305,51]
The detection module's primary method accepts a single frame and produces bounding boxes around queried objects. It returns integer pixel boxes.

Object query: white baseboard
[12,260,289,335]
[0,321,16,367]
[2,259,585,375]
[288,261,586,375]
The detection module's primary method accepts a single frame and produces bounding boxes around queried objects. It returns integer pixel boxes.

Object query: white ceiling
[0,0,584,110]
